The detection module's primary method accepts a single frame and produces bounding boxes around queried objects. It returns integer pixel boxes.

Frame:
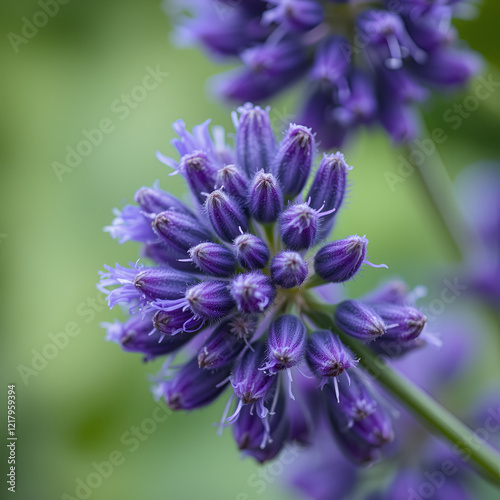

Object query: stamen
[287,368,295,400]
[364,260,388,269]
[217,393,235,436]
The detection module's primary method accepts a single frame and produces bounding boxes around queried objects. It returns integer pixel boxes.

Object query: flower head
[171,0,481,147]
[99,106,429,465]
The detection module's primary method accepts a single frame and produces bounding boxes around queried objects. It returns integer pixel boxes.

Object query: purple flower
[159,356,232,411]
[372,303,427,342]
[249,170,283,223]
[270,251,309,289]
[233,103,276,177]
[152,210,211,259]
[104,205,156,244]
[230,271,276,313]
[102,314,193,360]
[205,188,248,242]
[334,300,386,342]
[231,343,277,406]
[100,106,424,466]
[233,233,270,270]
[198,316,254,369]
[134,185,194,216]
[152,308,204,337]
[98,263,197,309]
[272,124,315,197]
[324,373,394,462]
[307,152,351,238]
[185,281,235,320]
[232,386,289,463]
[178,151,220,204]
[262,315,307,374]
[280,202,328,250]
[188,242,236,277]
[306,330,358,390]
[172,0,480,147]
[216,164,249,207]
[315,235,387,283]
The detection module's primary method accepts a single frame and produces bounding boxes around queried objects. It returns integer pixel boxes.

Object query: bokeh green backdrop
[1,1,500,499]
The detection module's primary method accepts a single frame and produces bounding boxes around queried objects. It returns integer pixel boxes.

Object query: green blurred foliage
[1,1,499,499]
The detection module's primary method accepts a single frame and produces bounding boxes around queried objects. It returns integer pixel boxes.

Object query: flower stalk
[303,294,500,486]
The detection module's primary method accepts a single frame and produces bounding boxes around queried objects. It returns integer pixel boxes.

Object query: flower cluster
[285,312,496,500]
[170,0,481,147]
[99,104,432,463]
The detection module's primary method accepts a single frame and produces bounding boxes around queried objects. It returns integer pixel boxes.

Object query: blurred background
[1,1,499,499]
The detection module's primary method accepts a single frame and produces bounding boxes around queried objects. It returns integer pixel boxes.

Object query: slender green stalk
[304,272,328,289]
[303,294,500,486]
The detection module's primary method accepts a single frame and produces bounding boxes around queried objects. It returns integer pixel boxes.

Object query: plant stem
[304,272,328,289]
[401,140,472,260]
[303,295,500,486]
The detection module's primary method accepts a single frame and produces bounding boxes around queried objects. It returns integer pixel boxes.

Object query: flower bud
[103,314,192,359]
[216,164,249,207]
[231,343,277,405]
[98,264,197,308]
[152,210,212,259]
[230,272,276,313]
[262,315,307,374]
[206,189,248,242]
[104,205,156,244]
[362,280,410,306]
[198,316,255,369]
[279,203,320,250]
[314,235,371,283]
[272,124,315,197]
[179,151,219,204]
[233,103,276,177]
[160,357,232,410]
[134,186,193,216]
[233,386,289,463]
[307,152,351,238]
[372,303,427,342]
[306,330,358,388]
[233,233,270,270]
[325,373,394,448]
[153,309,204,337]
[328,417,382,465]
[142,242,194,273]
[334,300,386,342]
[188,242,236,277]
[369,336,426,359]
[310,36,351,85]
[270,251,308,289]
[249,171,283,223]
[185,280,235,320]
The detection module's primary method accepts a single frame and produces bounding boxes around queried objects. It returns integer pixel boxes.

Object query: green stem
[304,295,500,486]
[401,140,473,260]
[304,272,328,289]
